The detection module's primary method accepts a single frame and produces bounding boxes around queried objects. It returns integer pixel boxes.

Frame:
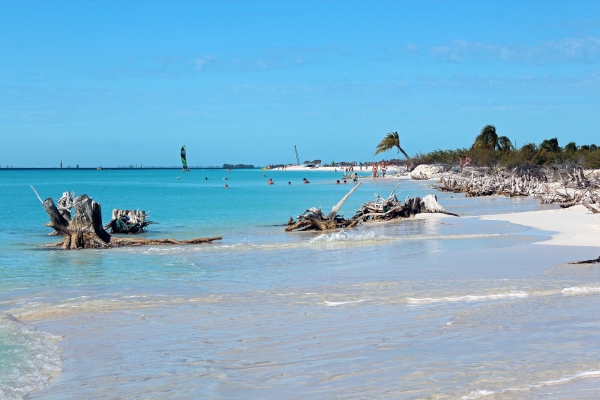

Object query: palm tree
[497,136,514,152]
[375,131,410,160]
[540,138,560,153]
[473,125,498,150]
[564,142,578,153]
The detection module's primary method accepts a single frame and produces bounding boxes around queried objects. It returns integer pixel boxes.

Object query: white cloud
[195,55,219,70]
[430,36,600,64]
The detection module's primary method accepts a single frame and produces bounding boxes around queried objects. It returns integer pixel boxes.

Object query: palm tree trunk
[397,145,411,160]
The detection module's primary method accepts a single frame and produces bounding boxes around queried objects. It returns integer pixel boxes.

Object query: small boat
[97,167,102,170]
[181,145,190,172]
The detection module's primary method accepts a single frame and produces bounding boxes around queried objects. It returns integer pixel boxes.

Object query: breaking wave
[0,314,62,399]
[309,231,393,243]
[561,286,600,295]
[407,291,529,304]
[465,370,600,398]
[322,299,371,307]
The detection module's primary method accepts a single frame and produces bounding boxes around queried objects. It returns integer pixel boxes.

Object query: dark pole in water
[294,144,300,165]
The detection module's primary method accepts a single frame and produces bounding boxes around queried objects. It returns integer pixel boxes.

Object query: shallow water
[2,169,600,399]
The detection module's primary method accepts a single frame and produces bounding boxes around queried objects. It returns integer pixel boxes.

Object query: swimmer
[224,184,229,188]
[205,177,208,180]
[344,180,347,184]
[268,178,274,185]
[336,180,340,184]
[288,181,291,185]
[303,178,310,184]
[177,177,180,180]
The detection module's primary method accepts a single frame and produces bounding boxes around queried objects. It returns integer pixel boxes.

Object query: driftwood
[435,168,546,197]
[411,172,429,180]
[286,183,363,231]
[434,164,600,209]
[569,256,600,265]
[32,187,221,249]
[104,209,155,234]
[353,184,458,221]
[286,183,457,231]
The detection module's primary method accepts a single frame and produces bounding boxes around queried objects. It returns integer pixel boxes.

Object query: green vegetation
[223,163,254,169]
[411,126,600,169]
[375,131,411,160]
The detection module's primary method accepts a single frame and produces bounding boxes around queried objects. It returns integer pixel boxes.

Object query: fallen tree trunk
[42,236,223,248]
[569,256,600,265]
[33,187,221,249]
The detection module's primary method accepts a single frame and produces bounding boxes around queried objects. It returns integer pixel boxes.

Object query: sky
[1,0,600,167]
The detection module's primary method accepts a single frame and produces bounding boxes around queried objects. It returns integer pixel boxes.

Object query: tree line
[376,125,600,169]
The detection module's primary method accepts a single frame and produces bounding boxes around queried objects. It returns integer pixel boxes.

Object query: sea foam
[407,292,529,304]
[0,314,62,399]
[561,286,600,294]
[310,230,392,243]
[322,299,370,306]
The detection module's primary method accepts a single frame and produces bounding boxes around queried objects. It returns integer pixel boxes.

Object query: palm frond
[473,124,498,150]
[375,131,400,155]
[497,136,514,152]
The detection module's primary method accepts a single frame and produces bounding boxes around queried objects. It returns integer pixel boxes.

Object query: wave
[466,370,600,398]
[561,286,600,294]
[407,291,529,305]
[322,299,371,307]
[0,314,62,399]
[417,285,600,308]
[461,390,495,399]
[310,231,393,243]
[530,370,600,387]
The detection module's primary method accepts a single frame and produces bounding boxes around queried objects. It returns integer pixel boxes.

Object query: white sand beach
[483,204,600,247]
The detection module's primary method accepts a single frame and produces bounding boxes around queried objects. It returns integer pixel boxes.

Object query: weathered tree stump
[32,187,222,249]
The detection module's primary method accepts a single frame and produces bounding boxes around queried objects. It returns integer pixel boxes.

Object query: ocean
[1,169,600,399]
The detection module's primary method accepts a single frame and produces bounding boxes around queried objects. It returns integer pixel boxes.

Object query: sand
[482,204,600,247]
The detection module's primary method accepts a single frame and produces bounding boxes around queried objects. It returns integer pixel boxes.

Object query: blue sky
[1,0,600,167]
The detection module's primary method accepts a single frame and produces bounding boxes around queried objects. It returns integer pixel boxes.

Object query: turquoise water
[2,169,600,399]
